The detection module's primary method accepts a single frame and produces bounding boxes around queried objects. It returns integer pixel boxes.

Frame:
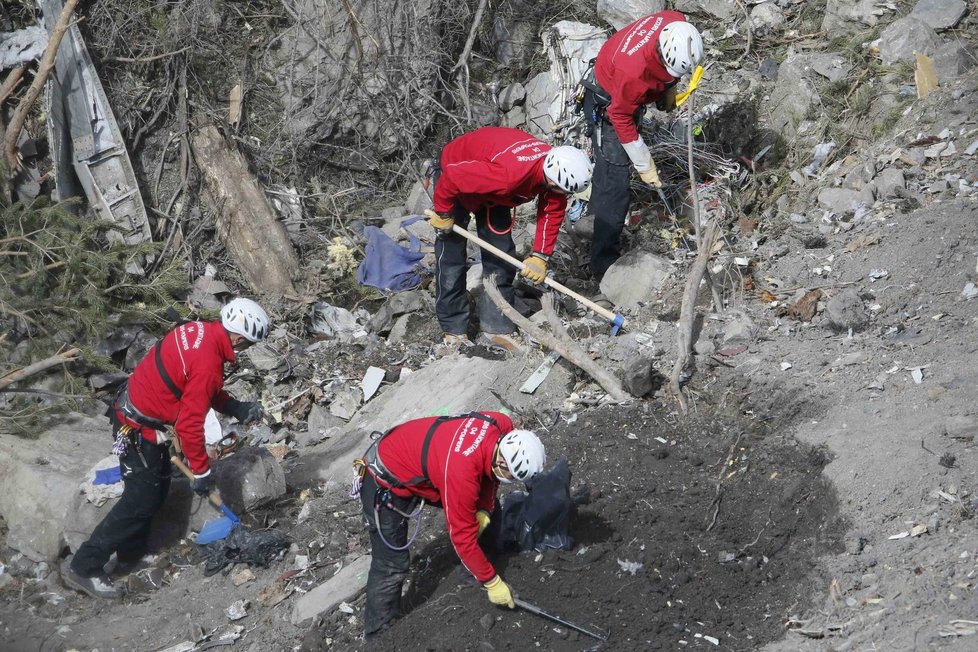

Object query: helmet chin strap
[494,469,514,484]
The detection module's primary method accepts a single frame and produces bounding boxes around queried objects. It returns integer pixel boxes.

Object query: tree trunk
[191,124,299,295]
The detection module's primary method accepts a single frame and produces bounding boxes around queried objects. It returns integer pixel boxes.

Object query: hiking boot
[478,332,524,353]
[61,559,123,599]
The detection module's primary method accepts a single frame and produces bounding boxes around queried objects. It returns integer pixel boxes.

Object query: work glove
[656,86,678,112]
[519,253,548,286]
[484,575,515,608]
[191,474,212,497]
[225,399,264,425]
[424,209,455,237]
[639,162,662,189]
[476,510,491,538]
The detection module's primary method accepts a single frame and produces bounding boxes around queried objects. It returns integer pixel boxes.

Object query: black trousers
[361,474,416,636]
[71,438,171,577]
[434,203,517,336]
[586,89,634,280]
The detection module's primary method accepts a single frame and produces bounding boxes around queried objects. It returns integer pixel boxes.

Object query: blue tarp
[356,216,427,292]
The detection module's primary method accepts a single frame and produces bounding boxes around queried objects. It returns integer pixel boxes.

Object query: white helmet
[221,298,270,342]
[542,146,593,194]
[497,429,546,482]
[658,22,704,78]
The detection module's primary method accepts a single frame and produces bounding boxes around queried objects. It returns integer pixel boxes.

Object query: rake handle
[450,224,627,328]
[170,455,225,510]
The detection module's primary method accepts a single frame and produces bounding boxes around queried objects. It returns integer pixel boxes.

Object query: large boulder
[910,0,967,31]
[0,415,108,561]
[524,72,561,138]
[673,0,736,20]
[768,53,852,138]
[600,251,673,308]
[597,0,665,30]
[878,16,943,66]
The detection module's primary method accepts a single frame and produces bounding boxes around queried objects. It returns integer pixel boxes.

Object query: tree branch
[0,348,81,391]
[484,276,631,401]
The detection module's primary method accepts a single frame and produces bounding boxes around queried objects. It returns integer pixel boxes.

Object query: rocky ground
[3,0,978,651]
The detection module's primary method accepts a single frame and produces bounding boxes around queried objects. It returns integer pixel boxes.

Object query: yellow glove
[484,575,514,608]
[639,162,662,189]
[476,510,491,537]
[520,254,548,285]
[424,209,455,236]
[656,86,678,112]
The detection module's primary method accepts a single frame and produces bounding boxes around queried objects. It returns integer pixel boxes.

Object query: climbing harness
[372,487,425,551]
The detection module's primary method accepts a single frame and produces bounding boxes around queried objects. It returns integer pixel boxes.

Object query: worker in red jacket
[61,298,270,599]
[356,411,546,638]
[424,126,592,351]
[585,12,703,279]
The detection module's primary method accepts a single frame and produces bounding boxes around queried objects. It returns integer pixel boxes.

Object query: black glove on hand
[191,474,212,497]
[225,399,264,424]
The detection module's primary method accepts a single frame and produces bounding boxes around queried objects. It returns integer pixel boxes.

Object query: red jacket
[595,11,686,145]
[433,127,567,256]
[126,321,234,475]
[374,411,515,583]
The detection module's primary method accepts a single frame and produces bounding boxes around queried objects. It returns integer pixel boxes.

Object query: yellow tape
[675,65,705,108]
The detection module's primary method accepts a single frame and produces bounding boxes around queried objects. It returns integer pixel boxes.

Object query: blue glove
[191,474,212,497]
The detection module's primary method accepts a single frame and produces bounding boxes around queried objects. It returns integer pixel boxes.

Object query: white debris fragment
[911,368,924,384]
[226,599,249,621]
[962,283,978,300]
[617,559,643,575]
[780,362,793,371]
[338,602,355,614]
[889,531,910,540]
[965,140,978,156]
[360,366,386,402]
[868,269,889,281]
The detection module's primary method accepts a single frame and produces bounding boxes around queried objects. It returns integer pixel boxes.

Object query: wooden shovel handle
[170,455,225,508]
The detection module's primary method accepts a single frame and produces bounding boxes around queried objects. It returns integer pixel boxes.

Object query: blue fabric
[356,216,427,292]
[94,465,123,485]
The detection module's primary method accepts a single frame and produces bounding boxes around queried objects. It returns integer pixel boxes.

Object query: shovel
[514,597,609,643]
[170,456,241,545]
[450,224,627,334]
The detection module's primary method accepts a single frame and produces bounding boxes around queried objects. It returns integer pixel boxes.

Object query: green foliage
[0,198,188,339]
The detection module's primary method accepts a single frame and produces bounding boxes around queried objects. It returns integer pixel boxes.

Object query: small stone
[480,613,495,630]
[825,289,868,332]
[944,416,978,439]
[232,568,256,586]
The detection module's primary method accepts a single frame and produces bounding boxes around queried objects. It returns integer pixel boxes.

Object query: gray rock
[932,41,978,83]
[694,340,716,356]
[501,106,527,129]
[674,0,736,20]
[498,83,526,112]
[597,0,665,30]
[493,16,537,68]
[246,342,282,371]
[875,168,906,198]
[302,404,342,447]
[622,357,658,398]
[910,0,967,30]
[310,303,361,339]
[944,415,978,439]
[825,289,867,331]
[387,314,412,345]
[750,3,786,34]
[524,72,560,138]
[96,326,141,357]
[0,415,108,561]
[405,180,434,215]
[124,330,158,371]
[721,310,758,345]
[822,0,884,37]
[599,251,672,308]
[292,555,371,625]
[380,206,406,221]
[768,55,820,137]
[817,187,875,215]
[879,17,942,66]
[329,389,362,421]
[369,291,424,335]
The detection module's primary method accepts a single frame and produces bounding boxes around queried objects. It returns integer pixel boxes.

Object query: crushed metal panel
[0,26,48,68]
[38,0,152,252]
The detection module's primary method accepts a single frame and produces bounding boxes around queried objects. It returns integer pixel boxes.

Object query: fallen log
[0,347,80,391]
[484,277,630,402]
[191,124,299,295]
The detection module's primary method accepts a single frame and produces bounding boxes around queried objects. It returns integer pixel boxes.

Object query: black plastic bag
[201,527,290,576]
[498,457,574,553]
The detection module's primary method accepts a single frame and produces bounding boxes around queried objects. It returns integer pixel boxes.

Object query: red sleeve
[174,359,223,475]
[532,191,568,256]
[443,453,496,583]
